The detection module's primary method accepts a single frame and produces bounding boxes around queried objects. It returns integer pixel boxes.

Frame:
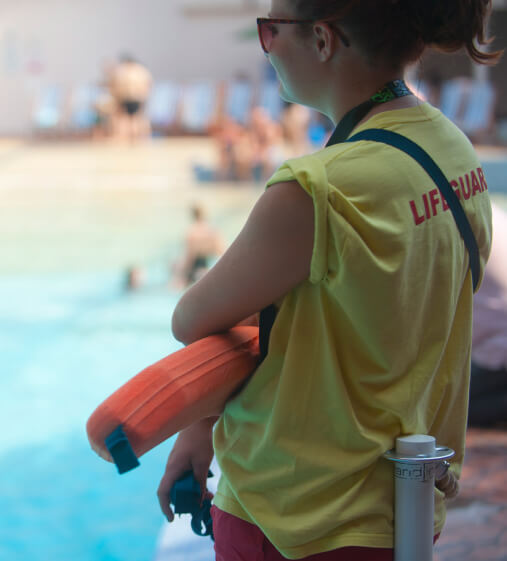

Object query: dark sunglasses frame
[256,17,351,54]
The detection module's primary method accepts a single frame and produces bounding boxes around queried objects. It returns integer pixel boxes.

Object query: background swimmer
[171,204,225,289]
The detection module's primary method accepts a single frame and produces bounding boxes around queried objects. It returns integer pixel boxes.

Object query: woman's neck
[323,54,412,125]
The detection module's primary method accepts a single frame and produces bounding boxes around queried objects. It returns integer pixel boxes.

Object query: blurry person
[171,204,225,289]
[249,106,284,180]
[125,266,146,291]
[281,102,312,158]
[469,202,507,427]
[230,125,258,181]
[92,59,118,139]
[110,54,153,141]
[93,91,117,140]
[210,115,245,181]
[211,108,283,182]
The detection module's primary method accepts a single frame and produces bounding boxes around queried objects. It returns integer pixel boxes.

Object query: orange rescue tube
[86,326,259,472]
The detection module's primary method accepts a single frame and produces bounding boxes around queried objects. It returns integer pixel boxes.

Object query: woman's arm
[172,180,315,345]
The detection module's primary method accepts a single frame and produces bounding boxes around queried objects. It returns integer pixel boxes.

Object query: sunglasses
[256,17,351,54]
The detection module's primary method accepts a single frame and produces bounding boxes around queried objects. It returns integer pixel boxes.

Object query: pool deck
[435,428,507,561]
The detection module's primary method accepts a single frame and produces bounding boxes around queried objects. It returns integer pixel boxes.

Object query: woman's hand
[157,417,217,521]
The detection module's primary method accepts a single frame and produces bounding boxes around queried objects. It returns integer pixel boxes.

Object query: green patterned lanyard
[326,79,412,147]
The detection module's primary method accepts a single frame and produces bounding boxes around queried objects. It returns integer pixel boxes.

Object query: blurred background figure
[92,90,116,140]
[124,266,146,291]
[209,114,245,180]
[91,59,118,139]
[206,105,283,182]
[110,54,153,141]
[281,102,312,158]
[469,202,507,428]
[249,106,284,180]
[171,204,225,289]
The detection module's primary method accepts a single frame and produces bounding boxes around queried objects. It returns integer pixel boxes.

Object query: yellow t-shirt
[213,103,492,559]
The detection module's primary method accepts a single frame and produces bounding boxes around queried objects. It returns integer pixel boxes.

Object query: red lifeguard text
[409,167,488,226]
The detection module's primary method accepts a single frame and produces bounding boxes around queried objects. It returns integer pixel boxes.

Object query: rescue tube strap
[259,303,278,360]
[170,470,214,540]
[346,128,481,291]
[105,425,140,474]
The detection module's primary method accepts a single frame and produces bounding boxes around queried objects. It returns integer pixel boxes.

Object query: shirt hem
[213,493,445,559]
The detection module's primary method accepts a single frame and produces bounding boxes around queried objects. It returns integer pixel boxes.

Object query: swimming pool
[0,269,206,560]
[1,140,505,561]
[0,139,259,561]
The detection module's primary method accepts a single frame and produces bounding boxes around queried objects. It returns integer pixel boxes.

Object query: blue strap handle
[105,425,140,474]
[346,128,481,292]
[169,470,214,540]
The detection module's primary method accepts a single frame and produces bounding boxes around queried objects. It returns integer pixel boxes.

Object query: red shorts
[211,506,395,561]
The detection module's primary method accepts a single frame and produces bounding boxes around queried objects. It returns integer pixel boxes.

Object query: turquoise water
[0,269,193,560]
[0,138,259,561]
[0,141,504,561]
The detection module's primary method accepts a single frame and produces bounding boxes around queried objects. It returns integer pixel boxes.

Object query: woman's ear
[313,23,336,62]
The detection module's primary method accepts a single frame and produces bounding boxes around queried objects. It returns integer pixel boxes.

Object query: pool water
[0,269,196,560]
[0,139,260,561]
[0,140,505,561]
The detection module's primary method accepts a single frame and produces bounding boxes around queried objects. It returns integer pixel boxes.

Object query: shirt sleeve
[266,155,330,284]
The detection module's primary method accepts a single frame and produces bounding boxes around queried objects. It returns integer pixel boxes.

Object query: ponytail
[293,0,502,67]
[406,0,502,65]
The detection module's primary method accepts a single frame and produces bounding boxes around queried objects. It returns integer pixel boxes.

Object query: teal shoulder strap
[346,128,481,292]
[258,82,413,361]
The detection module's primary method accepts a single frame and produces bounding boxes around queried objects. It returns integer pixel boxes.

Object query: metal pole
[384,435,454,561]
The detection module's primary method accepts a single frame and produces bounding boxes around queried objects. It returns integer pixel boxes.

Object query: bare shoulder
[252,179,313,229]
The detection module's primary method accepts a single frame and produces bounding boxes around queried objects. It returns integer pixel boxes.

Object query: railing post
[384,435,455,561]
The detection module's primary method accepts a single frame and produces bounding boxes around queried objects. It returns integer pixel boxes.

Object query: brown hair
[293,0,502,68]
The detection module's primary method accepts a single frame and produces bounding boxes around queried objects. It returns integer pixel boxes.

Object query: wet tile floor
[435,428,507,561]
